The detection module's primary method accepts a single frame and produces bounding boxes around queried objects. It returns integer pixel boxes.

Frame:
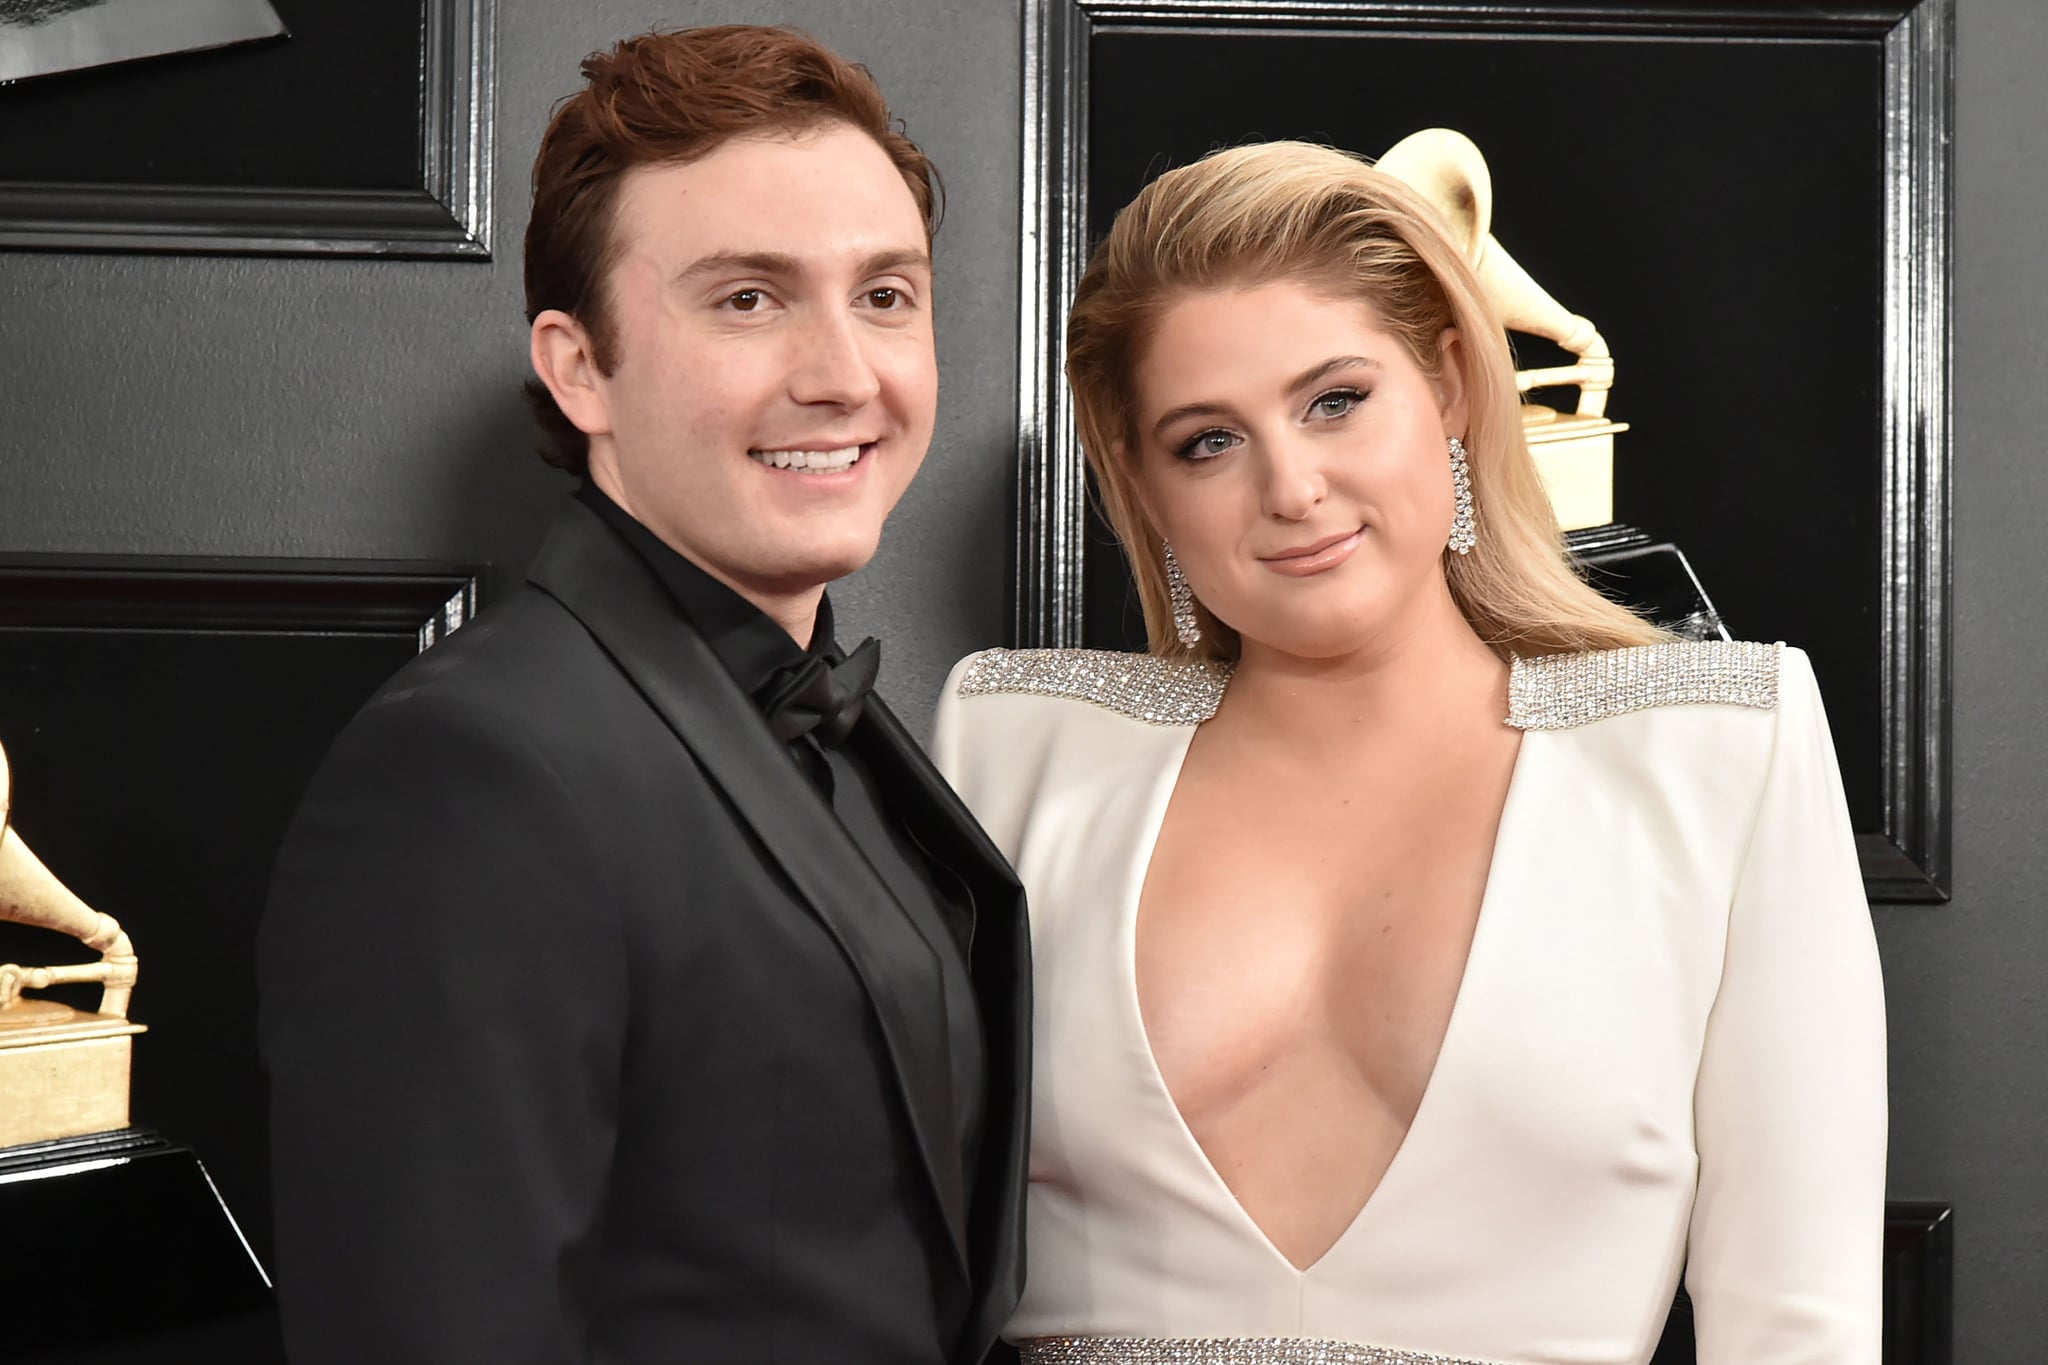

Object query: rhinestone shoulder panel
[955,648,1230,726]
[1019,1337,1508,1365]
[1508,640,1781,731]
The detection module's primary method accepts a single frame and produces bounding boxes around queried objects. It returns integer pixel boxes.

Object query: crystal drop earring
[1162,541,1202,646]
[1447,436,1477,556]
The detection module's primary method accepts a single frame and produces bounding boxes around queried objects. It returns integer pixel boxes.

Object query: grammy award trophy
[0,736,270,1351]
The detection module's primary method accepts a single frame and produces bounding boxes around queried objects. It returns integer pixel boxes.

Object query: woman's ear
[530,309,613,438]
[1433,327,1471,439]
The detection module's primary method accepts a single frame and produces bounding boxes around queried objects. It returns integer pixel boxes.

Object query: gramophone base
[1526,412,1627,531]
[0,1020,143,1147]
[0,1127,271,1352]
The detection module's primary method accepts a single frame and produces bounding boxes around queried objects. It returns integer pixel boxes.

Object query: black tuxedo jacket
[260,498,1030,1365]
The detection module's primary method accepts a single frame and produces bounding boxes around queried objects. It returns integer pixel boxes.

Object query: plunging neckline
[1121,718,1535,1277]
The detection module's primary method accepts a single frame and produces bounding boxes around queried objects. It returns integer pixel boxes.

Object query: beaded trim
[959,642,1779,732]
[1018,1337,1507,1365]
[956,648,1230,726]
[1507,640,1781,731]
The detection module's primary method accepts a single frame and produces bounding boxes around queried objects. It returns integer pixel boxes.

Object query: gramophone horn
[1378,126,1492,253]
[1377,127,1613,414]
[0,737,139,1019]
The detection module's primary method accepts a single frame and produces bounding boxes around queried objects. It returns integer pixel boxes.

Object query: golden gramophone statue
[0,734,271,1348]
[1379,127,1627,532]
[1380,128,1728,639]
[0,736,147,1147]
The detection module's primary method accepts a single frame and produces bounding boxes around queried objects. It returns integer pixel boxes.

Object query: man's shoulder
[369,585,596,710]
[324,584,669,789]
[290,582,724,845]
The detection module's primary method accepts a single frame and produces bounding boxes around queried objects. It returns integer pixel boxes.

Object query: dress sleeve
[258,694,626,1365]
[927,652,980,787]
[1685,647,1888,1363]
[927,652,1045,866]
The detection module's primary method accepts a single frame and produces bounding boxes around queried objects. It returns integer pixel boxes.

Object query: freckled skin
[1133,282,1466,662]
[1126,280,1522,1270]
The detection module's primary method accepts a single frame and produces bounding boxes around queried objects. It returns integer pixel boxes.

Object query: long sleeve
[928,657,968,783]
[1686,648,1888,1362]
[258,694,628,1365]
[928,652,1059,866]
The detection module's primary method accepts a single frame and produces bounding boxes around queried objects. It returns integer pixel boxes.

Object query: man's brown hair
[522,25,942,475]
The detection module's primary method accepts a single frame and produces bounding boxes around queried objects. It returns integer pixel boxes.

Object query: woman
[932,142,1885,1365]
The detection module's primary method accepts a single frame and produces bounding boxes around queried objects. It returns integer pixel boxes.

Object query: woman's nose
[1258,435,1326,521]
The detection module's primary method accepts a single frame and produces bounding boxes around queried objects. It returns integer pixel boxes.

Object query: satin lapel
[847,696,1024,927]
[848,699,1032,1346]
[525,501,970,1269]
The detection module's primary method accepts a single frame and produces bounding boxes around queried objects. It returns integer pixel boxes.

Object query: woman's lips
[1260,527,1362,577]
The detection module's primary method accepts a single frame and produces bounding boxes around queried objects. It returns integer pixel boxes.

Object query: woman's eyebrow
[1285,354,1379,394]
[1150,400,1229,441]
[1149,355,1381,441]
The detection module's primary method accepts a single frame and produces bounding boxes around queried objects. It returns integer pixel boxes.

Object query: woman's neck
[1220,581,1508,744]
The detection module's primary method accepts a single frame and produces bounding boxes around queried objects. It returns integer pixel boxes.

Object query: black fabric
[573,481,983,1182]
[759,638,881,747]
[574,483,875,747]
[823,738,984,1181]
[258,495,1029,1365]
[573,479,814,696]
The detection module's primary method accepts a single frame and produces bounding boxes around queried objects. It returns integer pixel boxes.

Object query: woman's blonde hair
[1066,140,1664,662]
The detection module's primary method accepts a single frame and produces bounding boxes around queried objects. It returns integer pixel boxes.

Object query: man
[259,26,1027,1365]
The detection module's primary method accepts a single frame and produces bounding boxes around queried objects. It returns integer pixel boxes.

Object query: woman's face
[1130,278,1468,661]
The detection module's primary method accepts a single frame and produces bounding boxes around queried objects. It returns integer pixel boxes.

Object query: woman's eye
[726,289,764,312]
[1309,388,1363,420]
[1176,429,1240,461]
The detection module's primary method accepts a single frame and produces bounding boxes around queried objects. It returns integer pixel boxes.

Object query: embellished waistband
[1017,1337,1507,1365]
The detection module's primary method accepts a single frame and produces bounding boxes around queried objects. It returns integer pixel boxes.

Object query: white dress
[931,641,1886,1365]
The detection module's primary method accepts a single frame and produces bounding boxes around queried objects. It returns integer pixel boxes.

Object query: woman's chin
[1231,619,1384,664]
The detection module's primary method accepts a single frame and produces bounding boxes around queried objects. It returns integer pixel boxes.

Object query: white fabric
[931,646,1886,1365]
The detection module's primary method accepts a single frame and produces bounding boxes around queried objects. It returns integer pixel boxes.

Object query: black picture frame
[1882,1202,1956,1365]
[0,554,480,1361]
[1016,0,1953,902]
[1647,1201,1953,1364]
[0,0,495,259]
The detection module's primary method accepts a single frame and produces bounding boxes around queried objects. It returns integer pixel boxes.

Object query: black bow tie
[757,637,881,748]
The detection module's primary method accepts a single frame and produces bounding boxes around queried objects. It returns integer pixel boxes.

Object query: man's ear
[1433,326,1471,438]
[530,309,613,438]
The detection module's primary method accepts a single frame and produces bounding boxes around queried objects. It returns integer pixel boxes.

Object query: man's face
[560,124,937,608]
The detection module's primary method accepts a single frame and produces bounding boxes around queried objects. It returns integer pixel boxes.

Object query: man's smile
[747,442,874,473]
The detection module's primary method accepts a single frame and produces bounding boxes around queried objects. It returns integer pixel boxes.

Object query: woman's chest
[1019,728,1751,1189]
[1134,753,1508,1110]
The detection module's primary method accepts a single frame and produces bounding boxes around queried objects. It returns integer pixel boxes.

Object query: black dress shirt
[574,481,985,1194]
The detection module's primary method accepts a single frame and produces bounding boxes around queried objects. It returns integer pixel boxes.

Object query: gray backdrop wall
[0,0,2039,1359]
